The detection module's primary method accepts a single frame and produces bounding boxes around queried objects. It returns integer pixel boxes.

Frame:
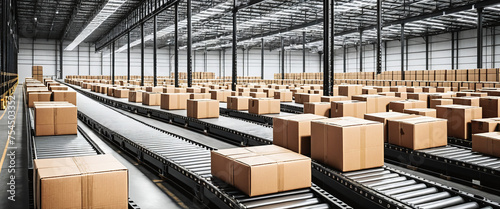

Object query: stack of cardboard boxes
[34,101,77,136]
[32,66,43,81]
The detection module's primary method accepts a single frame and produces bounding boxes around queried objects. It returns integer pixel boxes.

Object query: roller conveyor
[218,102,296,126]
[74,89,351,209]
[280,102,304,113]
[385,143,500,194]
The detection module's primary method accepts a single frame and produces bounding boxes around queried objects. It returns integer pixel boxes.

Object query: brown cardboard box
[331,100,366,118]
[389,99,427,113]
[389,116,447,150]
[321,96,348,102]
[128,91,143,103]
[407,93,428,103]
[436,105,482,139]
[210,90,232,102]
[365,112,417,142]
[407,87,423,93]
[436,87,451,93]
[248,98,280,115]
[427,93,453,107]
[263,88,275,98]
[300,94,321,103]
[274,91,293,102]
[422,87,436,93]
[186,87,201,93]
[453,96,480,107]
[480,97,500,118]
[48,86,68,91]
[34,155,128,209]
[390,86,407,92]
[304,102,331,117]
[430,98,453,109]
[34,102,77,136]
[161,93,189,110]
[456,92,487,97]
[404,108,437,117]
[378,92,396,97]
[310,117,384,172]
[362,88,377,95]
[28,92,52,108]
[174,88,187,93]
[163,86,175,93]
[227,96,252,110]
[142,92,161,106]
[51,90,77,106]
[338,85,363,99]
[352,95,396,113]
[146,86,163,93]
[395,92,407,99]
[190,93,211,100]
[471,118,500,134]
[114,89,129,98]
[187,99,219,118]
[273,114,327,155]
[374,86,390,92]
[250,88,263,92]
[238,87,250,92]
[472,132,500,158]
[210,148,258,185]
[250,92,267,98]
[107,87,115,97]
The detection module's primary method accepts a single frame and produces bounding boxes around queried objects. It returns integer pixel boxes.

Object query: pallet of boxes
[32,66,43,81]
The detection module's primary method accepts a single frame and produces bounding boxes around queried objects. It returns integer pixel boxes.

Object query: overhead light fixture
[65,0,127,51]
[34,17,37,21]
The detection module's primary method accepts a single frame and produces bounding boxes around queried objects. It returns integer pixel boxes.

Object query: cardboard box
[146,86,163,93]
[395,92,407,100]
[403,108,437,117]
[388,116,448,150]
[227,96,251,111]
[34,102,77,136]
[453,96,480,107]
[48,86,68,91]
[456,92,488,97]
[338,85,363,99]
[374,86,390,93]
[321,96,348,103]
[28,92,52,108]
[161,93,189,110]
[187,99,219,119]
[128,91,143,103]
[311,117,384,172]
[190,93,211,100]
[51,90,77,106]
[250,92,267,98]
[471,118,500,134]
[142,92,161,106]
[174,88,187,93]
[210,90,232,102]
[436,105,482,139]
[114,89,129,98]
[304,102,331,117]
[34,155,128,209]
[407,93,428,103]
[407,87,423,93]
[472,132,500,158]
[365,112,417,142]
[263,88,275,98]
[428,98,452,108]
[352,95,396,113]
[427,93,453,107]
[186,87,201,93]
[480,97,500,118]
[436,87,451,93]
[273,114,327,155]
[390,86,407,92]
[362,88,377,95]
[389,99,427,113]
[163,86,175,93]
[274,91,293,102]
[248,98,280,115]
[300,94,321,104]
[331,100,366,118]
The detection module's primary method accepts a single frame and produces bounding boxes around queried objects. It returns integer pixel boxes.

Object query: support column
[187,0,193,87]
[204,47,207,72]
[112,42,115,85]
[127,30,130,81]
[451,32,455,69]
[261,38,264,79]
[141,23,145,86]
[343,46,346,73]
[223,48,226,78]
[60,40,63,79]
[231,0,238,91]
[303,31,306,73]
[384,41,387,71]
[153,15,157,86]
[359,30,363,72]
[477,7,483,69]
[281,36,285,80]
[323,0,333,96]
[174,2,179,87]
[219,50,222,78]
[242,48,245,77]
[88,43,91,75]
[376,0,382,75]
[493,27,496,68]
[400,23,405,76]
[425,35,429,70]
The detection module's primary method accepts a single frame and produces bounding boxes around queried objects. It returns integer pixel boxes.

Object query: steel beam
[154,16,158,86]
[242,48,245,77]
[303,31,306,73]
[281,36,285,80]
[223,48,226,78]
[174,2,179,87]
[127,30,130,81]
[425,35,429,70]
[477,7,483,69]
[231,0,238,91]
[384,40,387,72]
[112,42,115,85]
[401,23,405,75]
[219,50,222,78]
[204,47,207,72]
[359,31,363,72]
[493,27,496,68]
[187,0,193,87]
[451,32,455,69]
[60,40,63,79]
[376,0,382,75]
[141,23,145,86]
[323,0,331,96]
[261,38,264,79]
[329,0,334,94]
[343,46,347,73]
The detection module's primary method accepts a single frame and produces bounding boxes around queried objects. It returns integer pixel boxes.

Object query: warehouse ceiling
[15,0,500,52]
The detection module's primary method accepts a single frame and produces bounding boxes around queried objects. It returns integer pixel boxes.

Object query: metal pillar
[77,45,80,75]
[261,38,264,79]
[112,42,115,85]
[141,23,144,86]
[359,30,363,72]
[223,48,226,78]
[88,43,91,75]
[477,7,483,69]
[204,47,207,72]
[242,48,245,77]
[406,38,409,71]
[60,40,63,79]
[281,36,285,80]
[425,35,429,70]
[219,50,222,78]
[384,41,387,71]
[194,50,196,72]
[153,15,157,86]
[303,31,306,73]
[493,27,496,68]
[400,23,405,75]
[174,2,179,87]
[451,32,455,69]
[376,0,382,75]
[343,46,346,73]
[127,30,130,81]
[323,0,333,96]
[187,0,193,87]
[231,0,238,91]
[247,47,249,76]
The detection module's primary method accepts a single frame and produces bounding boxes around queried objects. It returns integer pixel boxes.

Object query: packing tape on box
[72,157,92,209]
[277,162,285,192]
[360,125,367,168]
[323,122,329,165]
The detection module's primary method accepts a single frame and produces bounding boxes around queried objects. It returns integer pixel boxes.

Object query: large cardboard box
[403,108,437,117]
[210,90,232,102]
[128,91,143,103]
[480,97,500,118]
[273,114,327,155]
[187,99,219,119]
[227,96,251,111]
[146,86,163,93]
[263,88,275,98]
[34,155,128,209]
[430,98,453,109]
[321,96,348,103]
[389,99,427,113]
[163,86,175,93]
[436,105,482,139]
[390,86,407,92]
[352,95,396,113]
[48,86,68,91]
[364,112,417,142]
[374,86,390,93]
[186,87,201,93]
[472,132,500,158]
[248,98,280,115]
[471,118,500,134]
[114,89,129,98]
[300,94,321,104]
[331,100,366,118]
[311,117,384,172]
[304,102,331,117]
[274,91,293,102]
[395,92,407,99]
[190,93,211,100]
[407,93,428,103]
[250,92,267,98]
[407,87,423,93]
[362,88,377,95]
[436,87,451,93]
[456,92,487,97]
[174,88,187,93]
[51,90,77,106]
[34,102,77,136]
[338,85,363,99]
[422,87,436,93]
[28,92,52,108]
[161,93,189,110]
[453,96,480,107]
[142,92,161,106]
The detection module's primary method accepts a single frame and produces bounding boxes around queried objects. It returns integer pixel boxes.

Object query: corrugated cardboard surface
[403,108,437,117]
[430,98,453,109]
[274,91,292,102]
[352,95,397,113]
[28,92,52,108]
[248,98,280,115]
[160,93,189,110]
[480,97,500,118]
[210,90,232,102]
[389,99,427,113]
[304,102,331,117]
[187,99,219,119]
[453,96,480,107]
[472,132,500,158]
[34,155,128,209]
[436,105,482,139]
[338,85,363,99]
[320,96,348,102]
[190,93,211,100]
[364,112,415,142]
[128,91,143,103]
[362,88,377,95]
[114,89,129,98]
[142,93,161,106]
[391,116,447,150]
[300,94,321,103]
[407,93,428,103]
[407,87,423,93]
[331,100,366,118]
[34,102,77,136]
[250,92,267,98]
[471,118,500,134]
[310,117,384,172]
[273,114,327,155]
[227,96,251,110]
[146,86,163,93]
[390,86,407,92]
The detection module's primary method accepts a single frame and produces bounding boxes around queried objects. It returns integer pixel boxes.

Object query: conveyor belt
[218,103,296,126]
[280,102,304,113]
[385,143,500,194]
[66,81,500,209]
[74,89,351,209]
